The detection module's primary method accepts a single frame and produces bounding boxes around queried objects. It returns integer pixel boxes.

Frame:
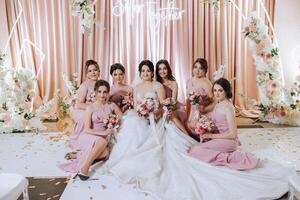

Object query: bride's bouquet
[195,115,217,142]
[188,91,211,106]
[136,97,160,119]
[102,112,120,145]
[120,93,134,112]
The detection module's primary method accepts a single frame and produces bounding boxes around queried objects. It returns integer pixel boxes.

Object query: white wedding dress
[98,90,297,200]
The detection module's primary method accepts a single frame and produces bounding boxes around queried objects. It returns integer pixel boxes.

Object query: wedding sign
[112,0,184,32]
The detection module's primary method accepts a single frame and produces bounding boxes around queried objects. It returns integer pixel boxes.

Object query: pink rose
[22,119,30,127]
[109,117,116,124]
[196,127,206,135]
[3,114,11,124]
[164,98,171,105]
[140,108,149,115]
[266,79,281,97]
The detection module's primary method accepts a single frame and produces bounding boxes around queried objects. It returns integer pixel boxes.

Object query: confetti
[39,193,47,196]
[101,185,107,190]
[53,194,60,198]
[55,181,61,185]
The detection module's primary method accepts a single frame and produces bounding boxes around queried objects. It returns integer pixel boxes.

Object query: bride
[99,60,166,186]
[98,61,297,200]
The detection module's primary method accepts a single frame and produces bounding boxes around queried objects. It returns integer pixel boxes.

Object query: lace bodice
[136,89,158,102]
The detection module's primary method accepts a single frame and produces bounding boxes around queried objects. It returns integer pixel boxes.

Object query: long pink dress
[163,84,186,123]
[60,103,114,173]
[69,80,95,149]
[186,78,211,139]
[188,101,258,170]
[109,85,132,113]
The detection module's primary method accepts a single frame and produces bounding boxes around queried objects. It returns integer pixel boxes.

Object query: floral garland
[0,65,55,133]
[243,13,300,126]
[71,0,95,33]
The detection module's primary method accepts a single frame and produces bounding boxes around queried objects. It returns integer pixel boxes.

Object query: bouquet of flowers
[188,91,211,106]
[120,94,134,112]
[102,112,120,131]
[162,97,177,111]
[136,97,160,119]
[102,112,120,145]
[195,115,217,142]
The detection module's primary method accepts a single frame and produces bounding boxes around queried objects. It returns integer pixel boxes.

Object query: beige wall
[275,0,300,87]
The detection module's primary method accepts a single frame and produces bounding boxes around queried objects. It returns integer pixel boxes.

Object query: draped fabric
[0,0,275,110]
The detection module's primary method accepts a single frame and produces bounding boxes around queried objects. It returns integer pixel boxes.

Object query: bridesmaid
[188,78,258,170]
[60,80,123,179]
[155,59,187,133]
[109,63,133,113]
[186,58,214,139]
[69,60,100,150]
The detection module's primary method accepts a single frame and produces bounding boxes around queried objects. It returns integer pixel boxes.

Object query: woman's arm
[203,105,237,139]
[156,82,166,103]
[112,103,123,118]
[203,97,217,113]
[84,105,110,136]
[76,83,89,109]
[171,81,178,100]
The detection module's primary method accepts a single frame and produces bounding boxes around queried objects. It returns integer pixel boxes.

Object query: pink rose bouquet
[136,97,159,119]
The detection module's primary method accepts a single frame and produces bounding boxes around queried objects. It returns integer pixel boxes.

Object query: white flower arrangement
[0,65,56,133]
[71,0,95,33]
[243,12,300,126]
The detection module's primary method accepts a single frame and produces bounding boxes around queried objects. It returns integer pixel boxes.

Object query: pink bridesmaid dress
[163,84,186,123]
[188,101,258,170]
[69,80,95,149]
[186,79,211,139]
[60,103,114,173]
[109,85,132,112]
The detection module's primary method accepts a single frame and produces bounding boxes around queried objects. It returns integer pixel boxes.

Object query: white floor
[0,128,299,200]
[0,132,69,177]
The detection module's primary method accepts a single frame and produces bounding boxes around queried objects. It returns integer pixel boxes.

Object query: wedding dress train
[97,90,296,200]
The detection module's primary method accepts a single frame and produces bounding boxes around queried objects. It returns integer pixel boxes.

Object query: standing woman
[188,78,258,170]
[186,58,214,138]
[69,60,101,150]
[109,63,133,113]
[155,59,187,133]
[60,80,123,179]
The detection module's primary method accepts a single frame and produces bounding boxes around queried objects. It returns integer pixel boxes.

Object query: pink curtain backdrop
[0,0,275,112]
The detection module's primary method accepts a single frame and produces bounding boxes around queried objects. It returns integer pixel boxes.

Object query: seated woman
[69,60,100,150]
[188,78,258,170]
[109,63,133,113]
[186,58,214,140]
[155,59,187,133]
[60,80,122,180]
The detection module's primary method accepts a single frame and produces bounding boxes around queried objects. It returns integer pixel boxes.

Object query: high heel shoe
[73,171,90,181]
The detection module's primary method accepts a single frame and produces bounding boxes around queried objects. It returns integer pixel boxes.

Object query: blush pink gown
[60,103,114,173]
[188,101,258,170]
[69,80,95,149]
[186,78,212,140]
